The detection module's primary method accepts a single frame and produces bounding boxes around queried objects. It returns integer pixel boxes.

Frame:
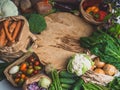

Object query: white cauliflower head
[67,53,94,76]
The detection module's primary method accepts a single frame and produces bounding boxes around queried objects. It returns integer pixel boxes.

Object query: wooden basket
[4,52,42,87]
[80,0,108,25]
[23,74,51,90]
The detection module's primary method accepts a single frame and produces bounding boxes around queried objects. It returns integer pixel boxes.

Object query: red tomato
[34,61,40,66]
[33,70,39,74]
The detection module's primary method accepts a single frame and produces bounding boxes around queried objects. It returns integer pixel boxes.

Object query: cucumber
[72,78,84,90]
[59,70,77,78]
[61,83,71,89]
[60,78,76,84]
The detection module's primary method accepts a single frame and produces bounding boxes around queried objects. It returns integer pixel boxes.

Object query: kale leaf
[80,30,120,70]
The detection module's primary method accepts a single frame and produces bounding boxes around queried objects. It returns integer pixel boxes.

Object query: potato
[103,64,117,76]
[94,68,105,74]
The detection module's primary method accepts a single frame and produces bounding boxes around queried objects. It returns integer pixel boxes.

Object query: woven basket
[4,52,42,87]
[80,0,110,25]
[23,74,51,90]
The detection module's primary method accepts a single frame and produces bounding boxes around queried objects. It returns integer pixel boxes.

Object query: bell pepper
[95,10,107,21]
[86,6,99,13]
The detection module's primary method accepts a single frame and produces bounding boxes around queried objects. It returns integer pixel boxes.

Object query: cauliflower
[0,0,18,18]
[67,53,94,76]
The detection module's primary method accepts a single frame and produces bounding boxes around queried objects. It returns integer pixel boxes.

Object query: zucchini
[60,78,76,84]
[72,78,84,90]
[61,83,71,89]
[59,70,77,78]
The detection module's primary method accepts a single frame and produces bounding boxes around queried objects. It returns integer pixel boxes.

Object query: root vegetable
[9,21,17,34]
[0,27,7,47]
[12,20,22,42]
[94,57,105,68]
[94,68,105,74]
[36,1,52,14]
[103,64,117,76]
[3,20,13,41]
[9,65,19,74]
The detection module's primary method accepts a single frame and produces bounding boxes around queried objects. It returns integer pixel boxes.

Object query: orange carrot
[0,28,7,47]
[3,20,13,41]
[9,21,17,34]
[12,20,22,42]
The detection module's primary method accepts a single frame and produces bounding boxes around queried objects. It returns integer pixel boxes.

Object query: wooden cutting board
[32,12,94,69]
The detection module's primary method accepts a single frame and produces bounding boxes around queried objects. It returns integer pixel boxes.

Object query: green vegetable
[38,77,51,88]
[0,62,10,81]
[60,78,76,84]
[107,77,120,90]
[51,70,62,90]
[0,0,18,18]
[23,13,47,34]
[59,70,77,78]
[80,30,120,70]
[49,84,55,90]
[67,53,94,76]
[82,82,109,90]
[61,84,71,89]
[72,78,84,90]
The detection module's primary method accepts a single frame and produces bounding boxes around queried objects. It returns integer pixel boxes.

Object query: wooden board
[32,12,94,69]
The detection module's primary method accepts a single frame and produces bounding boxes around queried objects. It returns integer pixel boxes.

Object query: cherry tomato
[21,74,26,79]
[15,73,21,78]
[28,65,33,69]
[15,78,20,83]
[34,61,40,66]
[33,70,39,74]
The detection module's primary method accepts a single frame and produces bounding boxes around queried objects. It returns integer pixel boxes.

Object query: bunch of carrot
[0,19,23,48]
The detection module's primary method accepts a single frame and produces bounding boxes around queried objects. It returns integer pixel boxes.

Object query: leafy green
[80,30,120,70]
[107,77,120,90]
[83,82,109,90]
[23,13,47,34]
[0,62,10,81]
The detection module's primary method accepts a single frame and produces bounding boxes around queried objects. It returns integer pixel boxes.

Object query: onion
[94,57,105,68]
[103,64,117,76]
[9,66,19,74]
[94,68,105,75]
[36,1,52,14]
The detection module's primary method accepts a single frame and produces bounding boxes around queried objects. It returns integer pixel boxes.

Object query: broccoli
[24,13,47,34]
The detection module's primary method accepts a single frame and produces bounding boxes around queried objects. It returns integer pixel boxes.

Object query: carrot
[12,20,22,42]
[0,28,7,47]
[3,20,13,41]
[9,21,17,34]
